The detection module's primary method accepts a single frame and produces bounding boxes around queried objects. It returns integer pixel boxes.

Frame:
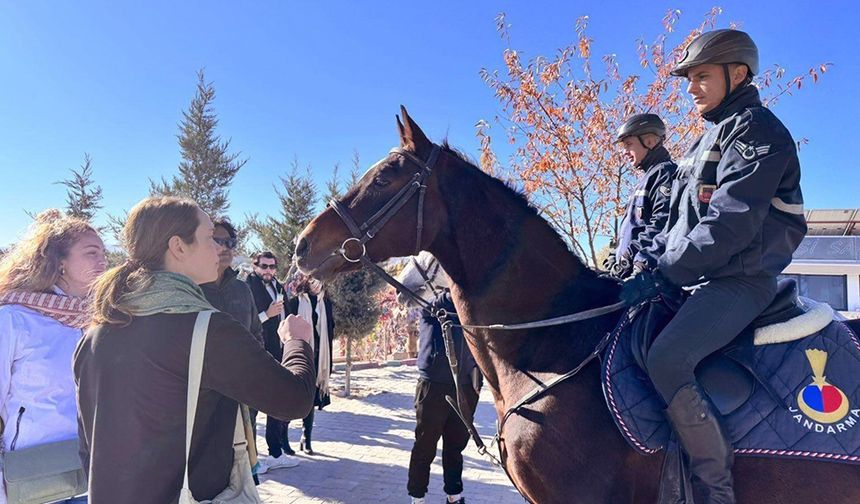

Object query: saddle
[627,278,832,416]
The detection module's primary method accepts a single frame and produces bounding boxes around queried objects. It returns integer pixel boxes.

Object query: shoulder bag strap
[182,310,214,493]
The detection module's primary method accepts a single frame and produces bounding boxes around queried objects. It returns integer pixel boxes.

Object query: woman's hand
[278,314,312,345]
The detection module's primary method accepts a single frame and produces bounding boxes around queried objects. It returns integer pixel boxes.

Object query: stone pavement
[253,364,523,504]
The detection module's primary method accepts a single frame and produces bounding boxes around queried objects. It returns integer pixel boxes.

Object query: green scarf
[121,270,215,316]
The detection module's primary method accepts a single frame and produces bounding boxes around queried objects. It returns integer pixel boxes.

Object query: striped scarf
[0,290,91,329]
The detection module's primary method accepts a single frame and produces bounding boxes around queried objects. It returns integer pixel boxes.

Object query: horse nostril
[295,237,310,259]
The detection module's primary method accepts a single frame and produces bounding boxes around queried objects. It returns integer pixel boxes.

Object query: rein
[327,143,629,475]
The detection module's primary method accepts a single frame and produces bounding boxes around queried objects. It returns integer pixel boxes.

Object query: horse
[294,106,860,503]
[395,251,451,308]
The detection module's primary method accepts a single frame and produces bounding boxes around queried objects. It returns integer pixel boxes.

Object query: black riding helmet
[671,29,759,77]
[616,114,667,168]
[615,113,666,143]
[671,29,758,106]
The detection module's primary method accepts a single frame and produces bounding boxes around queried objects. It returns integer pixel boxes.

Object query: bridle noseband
[329,145,441,263]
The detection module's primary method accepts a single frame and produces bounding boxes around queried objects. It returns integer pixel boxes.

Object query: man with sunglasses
[201,218,267,483]
[246,250,301,471]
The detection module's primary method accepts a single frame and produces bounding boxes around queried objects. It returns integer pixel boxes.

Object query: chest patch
[734,140,771,161]
[698,184,716,204]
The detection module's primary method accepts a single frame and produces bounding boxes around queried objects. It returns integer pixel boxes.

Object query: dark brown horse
[295,107,860,503]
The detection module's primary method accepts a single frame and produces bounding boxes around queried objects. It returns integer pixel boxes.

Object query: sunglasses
[214,237,238,249]
[257,264,278,270]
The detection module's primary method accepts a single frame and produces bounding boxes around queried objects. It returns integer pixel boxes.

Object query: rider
[625,29,807,503]
[604,114,677,279]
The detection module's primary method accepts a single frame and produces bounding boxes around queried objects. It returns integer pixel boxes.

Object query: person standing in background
[0,210,107,504]
[245,251,300,471]
[200,217,265,484]
[287,274,334,455]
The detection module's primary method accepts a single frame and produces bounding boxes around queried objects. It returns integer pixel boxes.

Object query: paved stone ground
[253,365,523,504]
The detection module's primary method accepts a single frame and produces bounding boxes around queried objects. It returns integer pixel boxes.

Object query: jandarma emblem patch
[697,184,716,204]
[789,349,860,434]
[733,140,770,161]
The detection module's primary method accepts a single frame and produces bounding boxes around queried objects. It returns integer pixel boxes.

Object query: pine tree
[150,69,246,217]
[58,153,102,222]
[246,157,318,265]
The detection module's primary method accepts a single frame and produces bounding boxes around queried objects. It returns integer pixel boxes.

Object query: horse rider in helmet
[624,29,807,503]
[604,114,677,279]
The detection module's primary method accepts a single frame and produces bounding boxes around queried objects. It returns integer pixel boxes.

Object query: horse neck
[427,159,618,394]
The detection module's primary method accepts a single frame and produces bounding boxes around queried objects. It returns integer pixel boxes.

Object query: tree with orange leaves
[478,8,829,266]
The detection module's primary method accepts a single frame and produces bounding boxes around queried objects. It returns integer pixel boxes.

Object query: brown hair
[91,196,200,325]
[293,273,311,295]
[0,209,96,295]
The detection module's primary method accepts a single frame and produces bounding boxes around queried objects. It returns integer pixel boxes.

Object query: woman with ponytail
[73,197,316,503]
[0,210,106,503]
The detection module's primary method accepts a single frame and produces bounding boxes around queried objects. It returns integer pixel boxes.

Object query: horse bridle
[411,255,443,298]
[325,142,629,482]
[329,145,441,264]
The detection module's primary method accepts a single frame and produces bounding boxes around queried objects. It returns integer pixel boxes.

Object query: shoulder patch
[733,139,771,161]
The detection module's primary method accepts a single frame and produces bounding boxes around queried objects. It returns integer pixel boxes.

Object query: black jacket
[417,292,477,384]
[644,85,806,286]
[201,267,264,346]
[615,146,677,276]
[245,272,286,359]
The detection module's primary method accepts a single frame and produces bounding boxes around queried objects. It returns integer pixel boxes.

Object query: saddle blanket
[601,311,860,464]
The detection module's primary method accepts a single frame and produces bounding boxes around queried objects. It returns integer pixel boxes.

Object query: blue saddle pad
[601,310,860,464]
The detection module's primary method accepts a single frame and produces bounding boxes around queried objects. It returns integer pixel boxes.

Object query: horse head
[295,106,449,280]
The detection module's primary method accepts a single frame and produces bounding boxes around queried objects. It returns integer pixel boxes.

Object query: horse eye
[374,176,391,188]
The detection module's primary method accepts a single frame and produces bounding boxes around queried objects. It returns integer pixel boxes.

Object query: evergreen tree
[150,69,246,217]
[247,157,318,265]
[328,264,384,396]
[57,153,102,223]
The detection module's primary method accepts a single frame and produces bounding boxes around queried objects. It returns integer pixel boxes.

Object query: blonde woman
[0,210,107,504]
[74,197,315,503]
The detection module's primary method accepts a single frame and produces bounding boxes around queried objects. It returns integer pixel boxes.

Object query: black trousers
[646,275,777,403]
[407,378,479,498]
[265,415,291,457]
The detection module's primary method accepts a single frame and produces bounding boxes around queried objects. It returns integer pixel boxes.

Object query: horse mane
[439,140,591,272]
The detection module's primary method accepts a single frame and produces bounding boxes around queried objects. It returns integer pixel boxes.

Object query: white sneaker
[264,454,300,471]
[255,458,269,475]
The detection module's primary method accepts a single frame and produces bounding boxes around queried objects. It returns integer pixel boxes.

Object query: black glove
[620,269,674,306]
[609,253,633,279]
[602,252,617,272]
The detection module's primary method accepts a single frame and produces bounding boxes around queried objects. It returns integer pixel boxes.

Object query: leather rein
[326,144,628,471]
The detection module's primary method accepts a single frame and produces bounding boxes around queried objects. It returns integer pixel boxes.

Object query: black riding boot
[665,384,735,504]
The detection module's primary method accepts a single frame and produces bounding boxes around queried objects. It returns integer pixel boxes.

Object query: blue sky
[0,1,856,247]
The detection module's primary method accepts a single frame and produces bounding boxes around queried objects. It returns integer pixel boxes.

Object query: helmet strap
[721,63,732,104]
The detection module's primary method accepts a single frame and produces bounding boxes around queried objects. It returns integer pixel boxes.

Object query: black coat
[200,267,264,347]
[287,294,335,409]
[643,85,807,286]
[245,272,286,360]
[614,146,676,276]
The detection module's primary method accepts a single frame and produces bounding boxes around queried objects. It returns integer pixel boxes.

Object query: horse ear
[398,105,430,151]
[396,114,407,147]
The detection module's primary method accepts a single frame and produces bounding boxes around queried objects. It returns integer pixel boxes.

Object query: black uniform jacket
[643,85,807,286]
[615,146,677,274]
